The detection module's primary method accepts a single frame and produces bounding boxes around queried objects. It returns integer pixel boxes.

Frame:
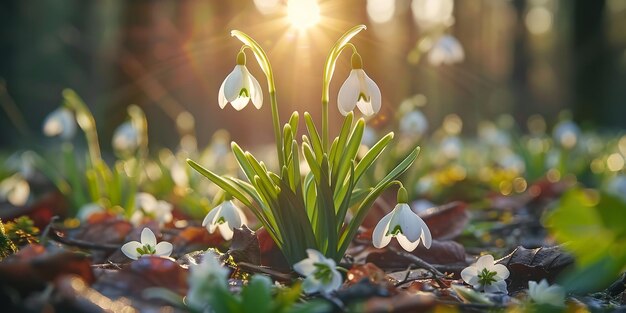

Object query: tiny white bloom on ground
[461,254,510,293]
[372,203,432,251]
[528,279,565,306]
[121,227,173,260]
[202,200,248,240]
[428,35,465,66]
[130,192,174,227]
[338,53,381,116]
[293,249,343,295]
[0,174,30,207]
[43,107,76,140]
[218,52,263,111]
[186,251,229,310]
[112,121,140,154]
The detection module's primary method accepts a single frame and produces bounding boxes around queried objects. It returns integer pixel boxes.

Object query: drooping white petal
[202,205,221,228]
[355,70,381,116]
[223,66,245,103]
[461,266,479,286]
[121,241,142,260]
[43,107,76,139]
[416,215,432,249]
[136,192,158,213]
[372,210,394,248]
[396,233,421,252]
[305,248,325,263]
[396,204,422,242]
[475,255,495,271]
[492,263,510,280]
[154,241,173,257]
[247,68,263,109]
[485,279,507,293]
[141,228,157,246]
[217,223,234,240]
[218,78,228,109]
[337,70,360,116]
[221,201,243,229]
[326,268,343,294]
[302,276,321,294]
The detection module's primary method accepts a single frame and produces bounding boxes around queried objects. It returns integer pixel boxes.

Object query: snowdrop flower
[527,279,565,306]
[218,51,263,111]
[461,255,510,293]
[202,200,248,240]
[112,121,140,155]
[553,120,580,149]
[441,136,462,159]
[427,35,465,66]
[42,107,76,140]
[130,193,173,227]
[293,249,343,295]
[121,227,173,260]
[373,203,432,251]
[187,251,229,310]
[373,187,432,252]
[400,110,428,137]
[411,0,454,30]
[337,53,381,117]
[0,174,30,206]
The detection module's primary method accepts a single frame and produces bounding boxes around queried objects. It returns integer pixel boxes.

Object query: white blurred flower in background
[412,0,454,30]
[0,174,30,206]
[42,107,76,140]
[131,192,174,227]
[552,120,580,149]
[427,35,465,66]
[112,121,140,155]
[400,110,429,138]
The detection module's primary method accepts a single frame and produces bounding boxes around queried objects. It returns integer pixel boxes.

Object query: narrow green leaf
[331,112,354,175]
[333,118,364,190]
[288,111,299,139]
[354,132,394,183]
[304,112,323,161]
[186,159,251,207]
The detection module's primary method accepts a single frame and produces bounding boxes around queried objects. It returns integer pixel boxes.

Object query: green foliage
[0,219,18,260]
[3,216,39,246]
[545,188,626,293]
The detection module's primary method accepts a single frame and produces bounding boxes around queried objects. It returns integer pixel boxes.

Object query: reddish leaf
[170,226,226,256]
[0,244,94,295]
[365,240,467,269]
[76,217,133,245]
[362,292,436,313]
[94,256,188,299]
[346,263,395,287]
[418,201,468,240]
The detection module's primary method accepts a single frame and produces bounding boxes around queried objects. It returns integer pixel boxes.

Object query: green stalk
[62,89,102,168]
[320,25,366,151]
[231,30,283,169]
[124,105,148,217]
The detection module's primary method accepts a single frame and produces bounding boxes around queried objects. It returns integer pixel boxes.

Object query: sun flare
[287,0,321,31]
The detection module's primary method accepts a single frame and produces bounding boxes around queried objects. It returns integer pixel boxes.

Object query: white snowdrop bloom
[218,52,263,111]
[0,174,30,207]
[293,249,343,295]
[5,151,36,180]
[478,122,511,147]
[112,121,140,154]
[411,0,454,30]
[121,227,173,260]
[400,110,428,137]
[527,279,565,306]
[130,193,173,227]
[553,120,580,149]
[76,202,105,221]
[461,255,510,293]
[428,35,465,66]
[499,153,525,173]
[202,201,248,241]
[337,53,381,117]
[186,251,229,310]
[42,107,76,140]
[170,161,189,188]
[372,203,432,252]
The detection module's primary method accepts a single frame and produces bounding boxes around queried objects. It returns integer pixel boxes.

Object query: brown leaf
[170,226,226,256]
[497,245,574,292]
[365,240,467,269]
[346,263,396,287]
[418,201,469,240]
[75,217,133,245]
[362,292,436,313]
[227,225,260,265]
[0,244,94,295]
[94,256,188,299]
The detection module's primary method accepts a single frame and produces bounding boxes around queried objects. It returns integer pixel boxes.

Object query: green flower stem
[125,105,148,217]
[62,89,102,167]
[231,30,283,169]
[321,25,366,151]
